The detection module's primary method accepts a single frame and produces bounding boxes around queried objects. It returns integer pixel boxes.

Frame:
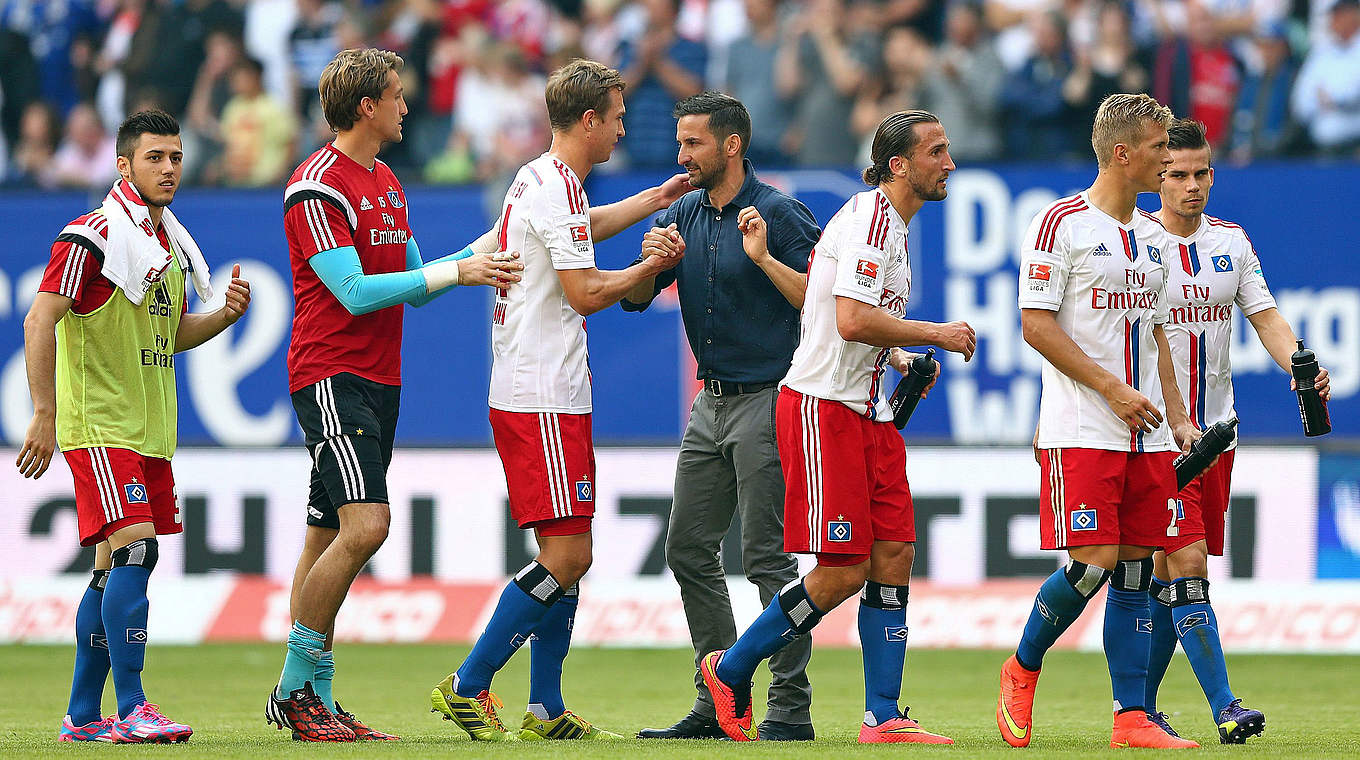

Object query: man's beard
[689,162,724,190]
[910,172,946,201]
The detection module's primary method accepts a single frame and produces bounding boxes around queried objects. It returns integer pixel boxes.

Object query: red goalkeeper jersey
[284,143,412,392]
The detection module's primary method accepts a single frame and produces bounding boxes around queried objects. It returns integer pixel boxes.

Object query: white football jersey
[1018,193,1175,452]
[488,154,595,413]
[1163,214,1276,449]
[782,189,911,420]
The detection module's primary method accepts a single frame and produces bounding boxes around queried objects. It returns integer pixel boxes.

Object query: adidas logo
[359,196,373,210]
[1092,243,1112,256]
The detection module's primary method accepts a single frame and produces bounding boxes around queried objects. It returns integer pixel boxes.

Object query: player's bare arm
[889,348,941,398]
[1021,307,1163,433]
[174,264,252,353]
[1154,324,1198,453]
[559,251,683,317]
[1247,307,1331,401]
[837,296,976,360]
[738,206,808,309]
[587,173,691,242]
[17,292,75,479]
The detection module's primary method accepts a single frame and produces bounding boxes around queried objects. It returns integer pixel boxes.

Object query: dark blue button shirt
[622,160,820,384]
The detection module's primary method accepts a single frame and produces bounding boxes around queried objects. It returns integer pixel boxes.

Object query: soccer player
[265,48,523,743]
[699,109,976,744]
[429,58,683,742]
[19,109,251,743]
[997,93,1200,750]
[1145,117,1330,743]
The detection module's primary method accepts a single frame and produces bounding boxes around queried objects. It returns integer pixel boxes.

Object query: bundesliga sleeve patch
[855,259,879,289]
[1027,263,1052,292]
[569,224,590,253]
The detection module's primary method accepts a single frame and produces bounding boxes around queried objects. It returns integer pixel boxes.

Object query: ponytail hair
[862,109,940,186]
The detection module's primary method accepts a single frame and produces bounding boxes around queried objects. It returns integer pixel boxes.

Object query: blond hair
[545,59,625,132]
[1090,93,1173,167]
[318,48,404,133]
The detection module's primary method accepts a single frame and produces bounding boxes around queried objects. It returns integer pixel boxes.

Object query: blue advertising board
[0,162,1355,445]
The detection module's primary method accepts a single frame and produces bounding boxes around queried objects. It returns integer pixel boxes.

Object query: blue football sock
[105,539,158,720]
[313,650,336,712]
[276,621,326,699]
[1145,577,1176,713]
[455,562,562,697]
[528,585,578,719]
[1016,562,1106,671]
[858,582,909,725]
[1169,577,1235,716]
[1103,559,1153,712]
[717,579,824,686]
[67,570,110,726]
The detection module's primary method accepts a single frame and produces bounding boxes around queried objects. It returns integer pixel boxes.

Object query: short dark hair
[672,91,752,157]
[862,110,940,185]
[116,109,180,159]
[1167,117,1211,157]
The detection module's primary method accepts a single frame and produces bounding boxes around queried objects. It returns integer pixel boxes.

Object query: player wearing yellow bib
[18,109,251,744]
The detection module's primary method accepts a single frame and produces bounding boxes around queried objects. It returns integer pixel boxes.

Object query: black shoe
[636,711,726,739]
[757,719,815,741]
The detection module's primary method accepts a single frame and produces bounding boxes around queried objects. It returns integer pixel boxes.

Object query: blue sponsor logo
[124,481,148,505]
[1136,618,1153,633]
[1092,243,1112,257]
[386,190,404,208]
[575,480,593,502]
[126,628,147,644]
[828,521,852,542]
[1212,255,1233,272]
[1070,509,1098,532]
[1175,611,1210,637]
[1147,245,1162,264]
[884,625,909,642]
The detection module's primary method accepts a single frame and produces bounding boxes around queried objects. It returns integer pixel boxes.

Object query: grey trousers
[666,386,812,724]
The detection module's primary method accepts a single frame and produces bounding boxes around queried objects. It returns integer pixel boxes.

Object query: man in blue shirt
[624,92,820,741]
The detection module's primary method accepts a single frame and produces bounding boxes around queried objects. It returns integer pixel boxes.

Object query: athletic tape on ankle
[513,561,564,606]
[860,581,909,610]
[1064,560,1112,599]
[111,537,158,571]
[1110,557,1154,592]
[1168,577,1210,607]
[777,579,824,635]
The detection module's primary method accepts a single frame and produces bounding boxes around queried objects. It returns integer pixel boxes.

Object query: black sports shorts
[290,373,401,528]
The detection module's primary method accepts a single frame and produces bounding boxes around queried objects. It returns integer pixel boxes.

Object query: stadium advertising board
[7,446,1359,652]
[0,163,1355,446]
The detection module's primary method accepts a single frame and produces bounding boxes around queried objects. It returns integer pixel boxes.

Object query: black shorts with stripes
[290,373,401,528]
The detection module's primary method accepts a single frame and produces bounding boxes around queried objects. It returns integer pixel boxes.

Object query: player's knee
[111,537,159,573]
[341,508,391,555]
[1167,544,1209,579]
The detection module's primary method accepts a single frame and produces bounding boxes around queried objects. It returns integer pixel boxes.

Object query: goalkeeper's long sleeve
[309,240,475,315]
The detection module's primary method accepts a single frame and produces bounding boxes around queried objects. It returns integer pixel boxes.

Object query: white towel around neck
[99,179,213,306]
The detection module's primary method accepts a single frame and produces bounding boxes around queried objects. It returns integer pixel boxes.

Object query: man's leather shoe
[757,719,815,741]
[636,711,726,739]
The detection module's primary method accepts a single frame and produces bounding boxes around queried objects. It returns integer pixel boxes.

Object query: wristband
[422,258,462,292]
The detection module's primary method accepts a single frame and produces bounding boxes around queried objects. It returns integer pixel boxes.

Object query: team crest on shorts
[1070,508,1098,532]
[828,520,852,542]
[575,479,594,502]
[123,480,148,505]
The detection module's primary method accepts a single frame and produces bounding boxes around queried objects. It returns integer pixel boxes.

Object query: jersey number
[1166,497,1182,537]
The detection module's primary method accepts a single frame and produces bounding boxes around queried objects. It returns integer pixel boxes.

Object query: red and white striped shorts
[490,409,595,534]
[64,447,180,547]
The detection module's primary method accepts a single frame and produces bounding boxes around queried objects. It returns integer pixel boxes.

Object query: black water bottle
[1291,340,1331,437]
[890,348,937,430]
[1174,417,1238,490]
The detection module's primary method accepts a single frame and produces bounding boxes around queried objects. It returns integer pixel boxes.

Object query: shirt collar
[701,158,759,211]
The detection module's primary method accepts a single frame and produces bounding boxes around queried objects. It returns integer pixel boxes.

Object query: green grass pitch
[1,644,1355,758]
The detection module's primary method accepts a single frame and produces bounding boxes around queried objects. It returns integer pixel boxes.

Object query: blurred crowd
[1,0,1358,192]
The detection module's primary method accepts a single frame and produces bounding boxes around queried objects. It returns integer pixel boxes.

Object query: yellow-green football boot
[429,675,517,741]
[519,710,623,741]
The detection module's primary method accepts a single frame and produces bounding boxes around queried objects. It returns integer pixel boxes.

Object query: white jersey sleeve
[1234,243,1276,317]
[831,238,889,305]
[1017,197,1077,311]
[528,164,595,270]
